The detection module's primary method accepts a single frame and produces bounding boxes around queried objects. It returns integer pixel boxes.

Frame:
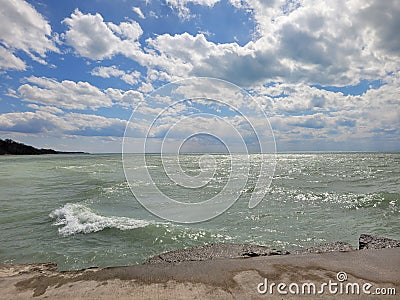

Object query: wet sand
[1,247,398,299]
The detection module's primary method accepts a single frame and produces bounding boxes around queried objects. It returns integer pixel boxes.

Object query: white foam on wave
[102,182,129,194]
[49,203,150,236]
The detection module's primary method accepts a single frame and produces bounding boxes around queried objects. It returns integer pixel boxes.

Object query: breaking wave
[49,203,150,236]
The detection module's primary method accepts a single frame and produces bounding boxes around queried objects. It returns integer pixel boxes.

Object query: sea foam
[49,203,150,236]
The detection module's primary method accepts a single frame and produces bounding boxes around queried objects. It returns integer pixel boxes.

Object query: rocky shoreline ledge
[0,234,399,299]
[145,233,400,264]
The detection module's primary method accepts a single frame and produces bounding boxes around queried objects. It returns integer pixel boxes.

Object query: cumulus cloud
[146,33,215,77]
[138,82,154,93]
[254,83,358,115]
[262,0,398,83]
[166,0,220,18]
[3,1,397,151]
[63,9,121,60]
[91,65,141,85]
[264,73,400,149]
[60,1,399,88]
[0,110,130,137]
[167,0,220,5]
[354,73,400,134]
[17,76,113,110]
[15,76,144,110]
[155,0,398,86]
[59,9,267,84]
[63,9,143,60]
[105,88,144,107]
[132,7,145,19]
[0,45,26,70]
[107,20,143,41]
[63,112,128,136]
[26,104,64,115]
[0,111,62,134]
[0,0,58,69]
[356,0,400,56]
[126,1,400,87]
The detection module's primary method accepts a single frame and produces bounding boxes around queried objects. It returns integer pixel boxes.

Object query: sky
[0,0,399,153]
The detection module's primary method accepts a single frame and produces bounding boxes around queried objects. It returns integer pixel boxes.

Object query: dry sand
[0,247,398,299]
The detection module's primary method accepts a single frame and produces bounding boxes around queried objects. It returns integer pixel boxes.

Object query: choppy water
[0,153,399,270]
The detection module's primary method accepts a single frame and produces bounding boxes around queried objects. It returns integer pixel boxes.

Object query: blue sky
[0,0,399,152]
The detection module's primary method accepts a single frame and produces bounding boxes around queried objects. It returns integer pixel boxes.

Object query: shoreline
[1,248,398,299]
[1,234,399,299]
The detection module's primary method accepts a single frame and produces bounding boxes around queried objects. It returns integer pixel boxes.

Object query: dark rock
[145,234,400,264]
[294,241,355,254]
[145,243,289,264]
[144,234,400,265]
[359,234,400,250]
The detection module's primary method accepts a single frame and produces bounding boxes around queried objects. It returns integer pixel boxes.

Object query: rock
[294,241,355,254]
[359,234,400,250]
[144,234,400,264]
[145,243,289,264]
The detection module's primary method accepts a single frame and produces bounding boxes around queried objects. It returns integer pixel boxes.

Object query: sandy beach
[1,246,398,299]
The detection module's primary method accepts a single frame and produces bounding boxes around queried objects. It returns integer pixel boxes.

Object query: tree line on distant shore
[0,138,86,155]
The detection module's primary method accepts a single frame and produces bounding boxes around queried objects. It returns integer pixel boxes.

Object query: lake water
[0,153,399,270]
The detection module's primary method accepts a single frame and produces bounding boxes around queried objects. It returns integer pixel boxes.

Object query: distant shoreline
[0,139,88,155]
[1,137,398,156]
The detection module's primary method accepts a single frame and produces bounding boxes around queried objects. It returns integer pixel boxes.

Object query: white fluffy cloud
[2,1,398,151]
[60,0,391,89]
[0,111,62,134]
[63,9,143,61]
[167,0,220,5]
[264,72,400,148]
[107,20,143,41]
[0,0,58,69]
[91,65,141,85]
[17,76,113,110]
[166,0,220,18]
[0,110,129,137]
[15,76,144,110]
[63,9,120,60]
[85,0,398,87]
[105,88,144,107]
[132,7,145,19]
[177,0,399,86]
[146,33,215,77]
[0,45,26,70]
[63,112,128,136]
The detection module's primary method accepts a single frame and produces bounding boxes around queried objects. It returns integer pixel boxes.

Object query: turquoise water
[0,153,399,270]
